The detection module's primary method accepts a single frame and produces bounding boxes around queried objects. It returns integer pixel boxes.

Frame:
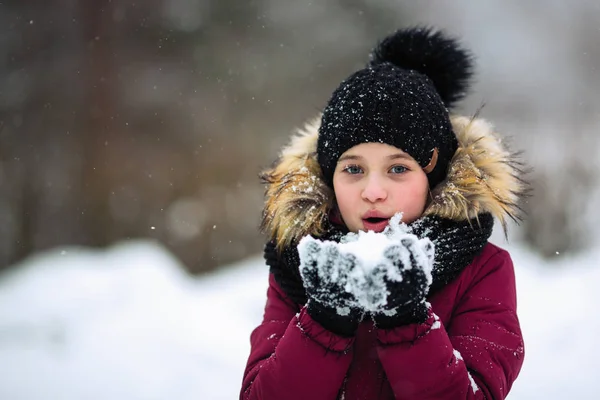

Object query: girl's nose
[361,176,388,203]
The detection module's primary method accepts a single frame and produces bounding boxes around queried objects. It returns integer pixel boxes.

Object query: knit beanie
[317,27,474,189]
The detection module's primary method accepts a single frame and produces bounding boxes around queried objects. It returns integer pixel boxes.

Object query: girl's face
[332,143,429,233]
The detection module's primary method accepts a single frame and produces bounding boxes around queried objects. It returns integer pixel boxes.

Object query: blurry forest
[1,1,599,274]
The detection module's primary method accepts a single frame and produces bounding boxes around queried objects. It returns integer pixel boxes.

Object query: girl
[241,27,527,400]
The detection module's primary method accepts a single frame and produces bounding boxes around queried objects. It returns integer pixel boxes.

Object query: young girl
[241,27,527,400]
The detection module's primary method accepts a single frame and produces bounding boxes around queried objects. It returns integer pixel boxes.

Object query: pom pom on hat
[369,26,474,108]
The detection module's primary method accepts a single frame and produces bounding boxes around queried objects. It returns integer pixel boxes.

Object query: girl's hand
[299,237,364,337]
[371,236,434,329]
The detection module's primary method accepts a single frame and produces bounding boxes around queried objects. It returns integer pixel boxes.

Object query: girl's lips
[362,218,390,233]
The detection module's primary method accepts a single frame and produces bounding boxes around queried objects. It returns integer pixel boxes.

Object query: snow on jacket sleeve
[375,247,524,400]
[240,273,355,400]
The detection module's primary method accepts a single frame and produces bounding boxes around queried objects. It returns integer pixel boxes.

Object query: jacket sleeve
[375,248,524,400]
[240,273,355,400]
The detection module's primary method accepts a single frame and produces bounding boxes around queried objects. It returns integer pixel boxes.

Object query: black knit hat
[317,27,474,189]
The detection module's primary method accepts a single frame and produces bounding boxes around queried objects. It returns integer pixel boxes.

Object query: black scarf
[264,213,494,308]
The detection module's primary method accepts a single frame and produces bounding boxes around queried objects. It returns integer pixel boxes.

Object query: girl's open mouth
[362,217,390,233]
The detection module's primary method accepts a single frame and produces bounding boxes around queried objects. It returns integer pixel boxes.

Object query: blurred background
[1,0,600,273]
[1,1,599,399]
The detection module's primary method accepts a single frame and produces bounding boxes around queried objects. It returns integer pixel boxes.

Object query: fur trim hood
[260,114,527,249]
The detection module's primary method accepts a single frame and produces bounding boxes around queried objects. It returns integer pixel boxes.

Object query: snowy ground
[0,238,598,399]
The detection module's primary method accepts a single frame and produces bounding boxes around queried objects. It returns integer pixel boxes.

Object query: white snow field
[0,238,598,399]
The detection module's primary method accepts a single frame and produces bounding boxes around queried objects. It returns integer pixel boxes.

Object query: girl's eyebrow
[387,153,412,161]
[337,154,361,163]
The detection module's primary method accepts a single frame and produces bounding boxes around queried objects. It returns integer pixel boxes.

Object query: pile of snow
[297,214,433,314]
[0,238,598,399]
[508,245,600,399]
[0,241,268,400]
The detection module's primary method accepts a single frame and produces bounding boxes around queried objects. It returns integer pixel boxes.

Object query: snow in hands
[298,213,435,316]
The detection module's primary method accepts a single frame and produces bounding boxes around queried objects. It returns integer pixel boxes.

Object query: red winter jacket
[241,243,523,400]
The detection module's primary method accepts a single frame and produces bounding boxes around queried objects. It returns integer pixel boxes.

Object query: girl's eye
[343,165,363,175]
[390,165,409,174]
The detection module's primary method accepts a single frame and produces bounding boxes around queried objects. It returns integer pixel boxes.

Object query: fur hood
[260,114,527,249]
